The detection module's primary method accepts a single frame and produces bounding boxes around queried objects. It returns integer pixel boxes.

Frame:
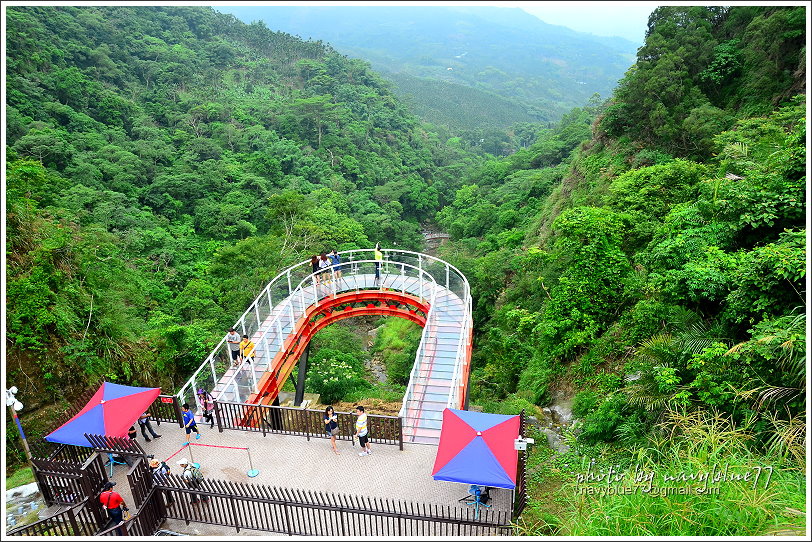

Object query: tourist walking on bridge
[373,243,383,284]
[226,328,241,367]
[239,334,256,364]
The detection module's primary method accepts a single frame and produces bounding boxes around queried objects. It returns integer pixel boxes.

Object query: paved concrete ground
[109,422,513,535]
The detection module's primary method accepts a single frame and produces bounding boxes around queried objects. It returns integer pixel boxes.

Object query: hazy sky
[208,1,660,44]
[506,1,661,44]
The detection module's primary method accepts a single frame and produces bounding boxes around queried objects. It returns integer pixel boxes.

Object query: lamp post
[6,386,48,507]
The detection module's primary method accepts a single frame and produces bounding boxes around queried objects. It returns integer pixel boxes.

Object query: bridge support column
[294,344,310,407]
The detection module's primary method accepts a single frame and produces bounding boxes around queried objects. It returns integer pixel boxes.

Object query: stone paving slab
[110,424,513,520]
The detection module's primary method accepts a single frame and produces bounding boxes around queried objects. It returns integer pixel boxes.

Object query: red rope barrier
[163,445,187,463]
[188,443,248,451]
[163,442,248,463]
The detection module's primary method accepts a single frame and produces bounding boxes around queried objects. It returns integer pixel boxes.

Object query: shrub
[572,391,600,418]
[579,393,628,443]
[306,349,368,404]
[372,318,421,385]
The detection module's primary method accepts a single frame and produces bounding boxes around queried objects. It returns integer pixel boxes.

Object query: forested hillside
[217,5,638,131]
[5,5,480,431]
[434,5,806,534]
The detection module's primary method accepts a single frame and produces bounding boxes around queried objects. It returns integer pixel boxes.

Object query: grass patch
[7,466,35,489]
[518,408,807,536]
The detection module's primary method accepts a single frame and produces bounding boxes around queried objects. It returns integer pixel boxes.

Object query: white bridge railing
[212,259,438,407]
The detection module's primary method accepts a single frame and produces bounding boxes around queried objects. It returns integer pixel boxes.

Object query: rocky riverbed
[6,482,47,529]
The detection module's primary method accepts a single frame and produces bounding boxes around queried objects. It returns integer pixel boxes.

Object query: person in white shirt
[354,405,372,456]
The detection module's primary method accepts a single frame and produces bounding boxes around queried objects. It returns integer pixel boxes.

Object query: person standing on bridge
[226,328,241,367]
[310,255,322,285]
[373,243,383,284]
[318,252,331,283]
[239,334,256,364]
[328,249,343,280]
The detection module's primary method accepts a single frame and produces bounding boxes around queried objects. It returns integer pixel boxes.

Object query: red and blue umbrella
[431,408,520,489]
[45,382,161,447]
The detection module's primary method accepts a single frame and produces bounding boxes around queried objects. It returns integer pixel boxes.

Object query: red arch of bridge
[245,290,432,407]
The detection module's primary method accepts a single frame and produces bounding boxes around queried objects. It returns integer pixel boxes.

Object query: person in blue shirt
[181,403,201,445]
[328,249,343,280]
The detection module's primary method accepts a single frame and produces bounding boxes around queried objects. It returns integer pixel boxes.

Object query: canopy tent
[431,408,520,489]
[45,382,161,447]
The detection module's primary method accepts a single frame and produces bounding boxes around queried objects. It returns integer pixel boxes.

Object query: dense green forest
[4,4,807,536]
[5,4,478,400]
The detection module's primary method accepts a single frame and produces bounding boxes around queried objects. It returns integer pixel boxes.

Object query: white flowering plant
[306,349,368,404]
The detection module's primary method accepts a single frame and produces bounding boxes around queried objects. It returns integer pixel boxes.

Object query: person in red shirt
[99,481,127,534]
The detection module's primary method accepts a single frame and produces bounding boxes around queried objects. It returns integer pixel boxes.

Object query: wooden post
[282,500,293,535]
[214,399,224,433]
[66,507,80,536]
[171,397,184,427]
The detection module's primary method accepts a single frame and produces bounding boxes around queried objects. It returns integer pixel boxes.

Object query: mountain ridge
[216,5,638,129]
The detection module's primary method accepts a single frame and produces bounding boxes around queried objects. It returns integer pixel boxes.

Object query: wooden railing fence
[96,488,166,537]
[29,440,96,464]
[7,455,108,537]
[83,433,146,457]
[156,476,511,536]
[14,389,519,537]
[30,452,108,507]
[148,394,184,427]
[6,496,107,536]
[126,456,154,509]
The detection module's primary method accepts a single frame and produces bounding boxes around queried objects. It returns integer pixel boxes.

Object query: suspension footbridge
[177,250,472,445]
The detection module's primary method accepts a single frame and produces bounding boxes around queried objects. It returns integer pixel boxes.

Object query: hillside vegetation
[434,5,806,535]
[5,5,480,447]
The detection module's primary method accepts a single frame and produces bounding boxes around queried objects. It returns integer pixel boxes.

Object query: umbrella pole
[188,443,197,469]
[246,447,259,477]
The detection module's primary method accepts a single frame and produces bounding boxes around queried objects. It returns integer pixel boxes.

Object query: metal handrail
[397,255,472,421]
[214,259,438,405]
[398,283,440,416]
